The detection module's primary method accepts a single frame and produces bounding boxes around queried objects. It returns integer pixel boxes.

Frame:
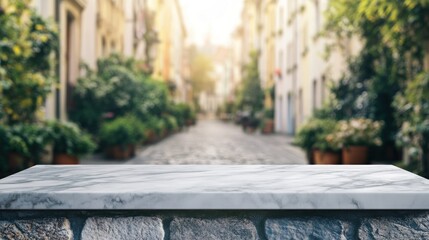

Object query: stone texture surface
[265,217,354,240]
[170,218,259,240]
[125,120,306,165]
[0,218,72,240]
[358,213,429,239]
[81,216,164,240]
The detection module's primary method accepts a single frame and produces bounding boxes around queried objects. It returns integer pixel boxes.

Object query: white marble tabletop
[0,165,429,210]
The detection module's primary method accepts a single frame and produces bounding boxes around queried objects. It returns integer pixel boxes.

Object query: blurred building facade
[30,0,189,122]
[230,27,243,102]
[240,0,262,65]
[31,0,89,121]
[259,0,276,110]
[152,0,187,103]
[237,0,361,134]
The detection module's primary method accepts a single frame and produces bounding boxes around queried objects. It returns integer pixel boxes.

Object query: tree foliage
[324,0,429,141]
[325,0,429,173]
[71,54,169,134]
[237,51,264,114]
[0,0,57,123]
[188,46,215,96]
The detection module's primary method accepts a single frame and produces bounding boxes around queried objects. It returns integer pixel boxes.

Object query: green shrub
[0,2,58,124]
[263,108,274,119]
[71,55,170,134]
[168,103,195,127]
[165,115,179,132]
[293,118,338,151]
[100,116,146,147]
[47,121,96,156]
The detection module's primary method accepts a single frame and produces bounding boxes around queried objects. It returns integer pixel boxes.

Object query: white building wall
[274,0,287,133]
[31,0,57,120]
[81,0,97,69]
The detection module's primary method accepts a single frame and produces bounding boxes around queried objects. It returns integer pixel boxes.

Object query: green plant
[71,55,170,134]
[99,116,146,147]
[394,72,429,176]
[237,52,264,115]
[0,1,58,124]
[48,121,96,156]
[156,119,167,135]
[248,116,260,129]
[8,124,51,160]
[237,51,264,115]
[167,103,194,127]
[330,118,383,148]
[323,0,429,149]
[293,118,338,151]
[165,115,179,132]
[263,108,274,119]
[6,132,29,157]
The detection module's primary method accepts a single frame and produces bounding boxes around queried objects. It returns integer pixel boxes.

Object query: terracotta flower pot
[105,145,131,160]
[54,154,79,164]
[7,152,26,171]
[314,150,341,164]
[262,119,274,134]
[342,146,368,164]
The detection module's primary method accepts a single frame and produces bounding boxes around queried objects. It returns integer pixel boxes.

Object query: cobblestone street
[126,120,306,165]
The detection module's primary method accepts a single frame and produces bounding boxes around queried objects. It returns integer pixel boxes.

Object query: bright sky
[179,0,243,47]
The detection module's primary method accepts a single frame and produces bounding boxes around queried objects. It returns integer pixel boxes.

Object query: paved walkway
[124,120,306,165]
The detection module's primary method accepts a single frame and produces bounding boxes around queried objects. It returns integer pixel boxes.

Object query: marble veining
[0,165,429,210]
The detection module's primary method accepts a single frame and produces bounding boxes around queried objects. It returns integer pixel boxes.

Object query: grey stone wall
[0,211,428,239]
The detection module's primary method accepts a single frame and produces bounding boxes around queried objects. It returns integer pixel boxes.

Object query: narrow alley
[127,120,306,165]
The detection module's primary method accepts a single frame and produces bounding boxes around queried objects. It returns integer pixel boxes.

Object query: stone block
[170,218,258,240]
[81,216,163,240]
[358,213,429,239]
[265,217,353,240]
[0,218,72,240]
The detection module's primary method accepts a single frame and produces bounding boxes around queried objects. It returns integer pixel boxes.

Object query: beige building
[81,0,125,68]
[259,0,276,109]
[123,0,149,60]
[31,0,87,121]
[31,0,127,121]
[152,0,187,103]
[240,0,262,65]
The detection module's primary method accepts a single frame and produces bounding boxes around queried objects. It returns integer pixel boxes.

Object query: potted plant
[313,133,341,164]
[100,116,145,160]
[333,118,383,164]
[6,124,52,170]
[165,115,179,134]
[294,118,337,164]
[5,130,29,172]
[0,125,8,175]
[48,121,96,164]
[156,119,167,139]
[261,108,274,134]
